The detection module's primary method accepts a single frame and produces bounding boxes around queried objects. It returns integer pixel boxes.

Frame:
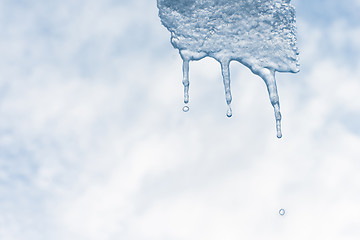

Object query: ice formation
[157,0,299,138]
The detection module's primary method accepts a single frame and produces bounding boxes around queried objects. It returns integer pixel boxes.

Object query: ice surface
[157,0,300,138]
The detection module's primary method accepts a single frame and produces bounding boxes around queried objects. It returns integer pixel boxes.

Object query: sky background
[0,0,360,239]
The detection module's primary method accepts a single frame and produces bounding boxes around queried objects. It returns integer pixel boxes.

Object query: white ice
[158,0,300,138]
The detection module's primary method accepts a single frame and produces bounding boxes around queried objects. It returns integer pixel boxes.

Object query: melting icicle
[157,0,299,138]
[182,59,190,104]
[221,59,233,118]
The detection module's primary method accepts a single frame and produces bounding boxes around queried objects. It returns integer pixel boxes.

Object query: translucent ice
[157,0,299,138]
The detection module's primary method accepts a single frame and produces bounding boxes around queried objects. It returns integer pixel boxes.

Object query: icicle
[220,60,232,118]
[181,59,190,113]
[182,59,190,104]
[259,68,282,138]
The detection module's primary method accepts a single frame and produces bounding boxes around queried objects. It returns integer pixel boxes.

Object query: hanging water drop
[182,105,189,112]
[226,107,232,118]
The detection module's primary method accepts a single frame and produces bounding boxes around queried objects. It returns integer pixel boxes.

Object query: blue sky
[0,0,360,239]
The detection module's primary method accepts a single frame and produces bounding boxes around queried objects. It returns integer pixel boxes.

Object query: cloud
[0,0,359,240]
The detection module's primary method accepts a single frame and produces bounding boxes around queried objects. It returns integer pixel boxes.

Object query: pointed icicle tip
[276,118,282,138]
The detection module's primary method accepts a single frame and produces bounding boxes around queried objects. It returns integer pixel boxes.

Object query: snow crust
[158,0,299,72]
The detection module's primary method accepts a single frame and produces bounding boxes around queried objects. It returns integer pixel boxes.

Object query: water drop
[182,105,189,112]
[226,108,232,118]
[279,209,285,216]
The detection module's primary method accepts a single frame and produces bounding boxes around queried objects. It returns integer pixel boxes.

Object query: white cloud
[0,0,360,240]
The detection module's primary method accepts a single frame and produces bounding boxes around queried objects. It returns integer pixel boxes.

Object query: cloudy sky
[0,0,359,239]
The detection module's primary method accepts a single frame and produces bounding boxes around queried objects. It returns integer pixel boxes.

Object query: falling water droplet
[279,209,285,216]
[182,105,189,112]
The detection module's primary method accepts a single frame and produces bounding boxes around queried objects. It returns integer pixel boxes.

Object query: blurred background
[0,0,359,239]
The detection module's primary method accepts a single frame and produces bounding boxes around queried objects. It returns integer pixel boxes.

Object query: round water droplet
[279,209,285,216]
[226,108,232,118]
[182,106,189,112]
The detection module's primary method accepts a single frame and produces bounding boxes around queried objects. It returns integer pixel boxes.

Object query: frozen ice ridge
[157,0,299,138]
